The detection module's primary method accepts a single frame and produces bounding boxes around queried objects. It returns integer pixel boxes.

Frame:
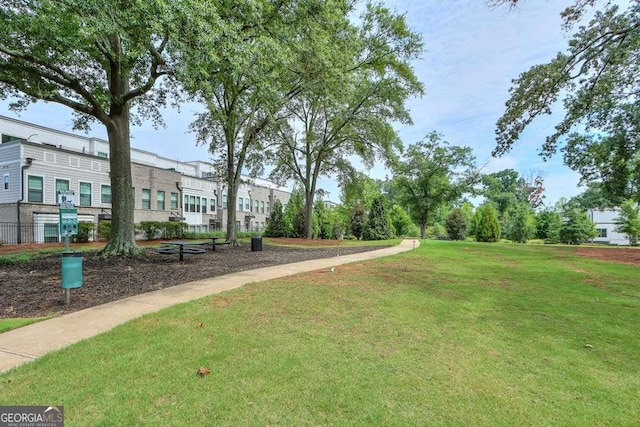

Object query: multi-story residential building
[588,208,630,245]
[0,115,290,244]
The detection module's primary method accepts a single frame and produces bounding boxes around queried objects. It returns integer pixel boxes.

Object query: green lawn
[0,317,50,333]
[0,241,637,425]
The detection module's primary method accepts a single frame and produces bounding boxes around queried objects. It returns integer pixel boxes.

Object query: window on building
[597,228,608,238]
[222,194,227,209]
[101,185,111,204]
[261,201,265,214]
[266,201,270,213]
[189,195,196,212]
[238,197,244,211]
[44,223,59,243]
[97,152,108,158]
[210,197,216,212]
[79,182,92,206]
[27,175,43,203]
[157,190,165,211]
[141,189,151,210]
[202,197,207,214]
[171,192,179,209]
[196,196,201,213]
[254,200,259,213]
[2,173,8,190]
[55,179,69,192]
[1,134,21,143]
[245,198,250,211]
[235,220,241,229]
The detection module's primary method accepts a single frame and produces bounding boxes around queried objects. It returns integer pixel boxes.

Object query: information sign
[59,208,78,236]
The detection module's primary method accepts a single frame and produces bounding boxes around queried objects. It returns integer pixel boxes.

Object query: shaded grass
[0,317,50,333]
[0,241,637,425]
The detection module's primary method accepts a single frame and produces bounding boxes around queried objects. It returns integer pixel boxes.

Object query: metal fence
[0,222,60,245]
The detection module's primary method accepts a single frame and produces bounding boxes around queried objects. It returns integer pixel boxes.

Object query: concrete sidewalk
[0,239,419,373]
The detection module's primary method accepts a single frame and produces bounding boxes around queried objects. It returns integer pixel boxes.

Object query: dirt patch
[575,246,640,266]
[0,239,389,319]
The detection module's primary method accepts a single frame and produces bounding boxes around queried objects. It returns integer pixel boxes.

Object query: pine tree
[445,208,467,241]
[474,204,501,242]
[363,196,393,240]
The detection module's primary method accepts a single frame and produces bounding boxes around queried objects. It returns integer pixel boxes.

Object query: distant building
[588,208,629,245]
[0,115,290,244]
[322,200,339,209]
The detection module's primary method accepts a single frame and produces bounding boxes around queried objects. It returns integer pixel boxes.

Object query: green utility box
[61,251,83,289]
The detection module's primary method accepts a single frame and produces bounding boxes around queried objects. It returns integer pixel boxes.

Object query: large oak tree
[390,132,478,239]
[267,2,424,239]
[0,0,209,255]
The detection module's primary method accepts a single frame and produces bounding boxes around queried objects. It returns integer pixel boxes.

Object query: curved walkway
[0,239,419,373]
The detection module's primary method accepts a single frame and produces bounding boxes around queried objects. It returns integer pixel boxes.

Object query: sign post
[58,191,81,304]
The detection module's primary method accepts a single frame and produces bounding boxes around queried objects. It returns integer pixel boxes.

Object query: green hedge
[137,221,186,240]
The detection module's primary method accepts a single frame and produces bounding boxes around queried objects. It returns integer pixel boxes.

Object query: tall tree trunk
[420,222,426,239]
[304,188,314,239]
[226,157,239,245]
[101,109,140,256]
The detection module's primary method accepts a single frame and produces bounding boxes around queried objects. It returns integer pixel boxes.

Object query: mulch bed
[1,242,385,319]
[575,246,640,265]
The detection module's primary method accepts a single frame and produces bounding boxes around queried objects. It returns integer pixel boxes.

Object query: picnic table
[158,240,208,261]
[206,236,232,251]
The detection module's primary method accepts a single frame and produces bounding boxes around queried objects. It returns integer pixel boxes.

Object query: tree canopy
[267,2,423,239]
[0,0,199,255]
[390,132,478,239]
[494,0,640,159]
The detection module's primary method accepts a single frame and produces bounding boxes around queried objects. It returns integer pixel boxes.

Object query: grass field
[0,317,50,333]
[0,241,637,425]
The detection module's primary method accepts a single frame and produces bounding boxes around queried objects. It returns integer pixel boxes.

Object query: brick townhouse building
[0,115,290,244]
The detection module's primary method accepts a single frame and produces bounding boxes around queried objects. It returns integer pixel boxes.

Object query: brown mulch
[0,239,386,319]
[575,246,640,266]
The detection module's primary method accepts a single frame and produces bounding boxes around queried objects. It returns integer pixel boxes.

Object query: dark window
[44,223,59,243]
[142,189,151,210]
[597,228,607,238]
[171,192,179,209]
[157,191,165,211]
[28,176,43,203]
[55,179,69,192]
[79,182,92,206]
[101,185,111,204]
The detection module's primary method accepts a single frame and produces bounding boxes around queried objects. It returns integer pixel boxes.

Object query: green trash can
[61,251,83,289]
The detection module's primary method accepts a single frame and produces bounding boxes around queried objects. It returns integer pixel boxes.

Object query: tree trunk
[100,110,140,256]
[304,188,314,239]
[420,222,426,239]
[226,174,239,245]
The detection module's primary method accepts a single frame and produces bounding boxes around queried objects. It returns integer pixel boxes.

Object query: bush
[137,221,187,240]
[73,221,94,243]
[264,200,288,237]
[475,204,501,242]
[389,205,415,237]
[97,221,111,241]
[506,203,536,243]
[560,208,597,244]
[445,208,467,241]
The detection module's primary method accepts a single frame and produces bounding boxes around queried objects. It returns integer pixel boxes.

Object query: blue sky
[1,0,584,207]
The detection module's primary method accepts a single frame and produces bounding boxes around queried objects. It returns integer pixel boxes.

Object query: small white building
[588,208,630,245]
